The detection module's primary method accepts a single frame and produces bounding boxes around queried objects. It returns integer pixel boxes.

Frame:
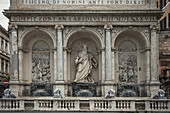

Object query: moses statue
[74,44,97,83]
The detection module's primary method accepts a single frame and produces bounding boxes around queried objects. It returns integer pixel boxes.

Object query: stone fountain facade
[4,0,162,100]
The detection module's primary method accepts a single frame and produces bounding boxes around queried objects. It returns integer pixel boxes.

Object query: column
[104,25,113,82]
[101,48,105,83]
[0,58,1,72]
[150,25,159,83]
[53,47,57,82]
[150,25,160,97]
[7,42,10,55]
[55,25,64,81]
[9,24,18,81]
[0,37,1,52]
[4,60,6,74]
[3,40,6,53]
[146,48,151,83]
[63,47,67,82]
[18,48,23,82]
[111,48,116,82]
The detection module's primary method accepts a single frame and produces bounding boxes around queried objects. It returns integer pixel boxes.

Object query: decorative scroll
[32,41,51,82]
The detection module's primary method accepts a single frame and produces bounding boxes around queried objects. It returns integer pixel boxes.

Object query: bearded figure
[74,44,97,83]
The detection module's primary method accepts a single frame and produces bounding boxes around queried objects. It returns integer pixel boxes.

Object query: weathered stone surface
[72,82,98,97]
[30,82,53,97]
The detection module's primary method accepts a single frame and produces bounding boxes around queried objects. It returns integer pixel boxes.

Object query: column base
[150,81,161,97]
[53,81,66,97]
[102,82,116,97]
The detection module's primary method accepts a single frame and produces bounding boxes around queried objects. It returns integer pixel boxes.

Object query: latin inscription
[11,16,157,22]
[22,0,145,5]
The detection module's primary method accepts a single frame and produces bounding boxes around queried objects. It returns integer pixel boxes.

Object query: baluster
[103,101,106,109]
[69,101,71,109]
[50,101,52,108]
[2,100,4,109]
[17,100,19,109]
[151,101,153,109]
[96,101,99,109]
[125,101,128,109]
[3,100,5,109]
[72,101,74,109]
[159,101,162,109]
[121,101,123,109]
[116,101,119,109]
[102,101,104,109]
[0,100,1,109]
[59,101,61,109]
[12,100,15,110]
[61,101,64,109]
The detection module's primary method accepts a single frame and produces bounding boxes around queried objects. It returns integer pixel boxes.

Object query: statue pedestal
[72,82,98,97]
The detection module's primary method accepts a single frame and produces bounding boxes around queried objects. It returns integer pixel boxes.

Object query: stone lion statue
[106,89,115,99]
[3,89,16,98]
[153,89,167,99]
[53,89,62,98]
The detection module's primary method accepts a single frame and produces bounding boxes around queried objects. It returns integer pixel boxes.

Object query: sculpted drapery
[74,45,97,83]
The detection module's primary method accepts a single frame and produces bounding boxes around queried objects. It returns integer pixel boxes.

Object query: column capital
[9,24,18,31]
[104,24,113,30]
[55,25,64,30]
[150,25,159,31]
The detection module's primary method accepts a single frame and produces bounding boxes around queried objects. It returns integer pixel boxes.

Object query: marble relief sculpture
[32,41,51,82]
[32,59,50,82]
[74,44,97,83]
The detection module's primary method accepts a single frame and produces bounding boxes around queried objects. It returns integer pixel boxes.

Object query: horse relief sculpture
[74,44,97,83]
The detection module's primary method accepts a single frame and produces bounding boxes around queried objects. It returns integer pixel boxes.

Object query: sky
[0,0,10,30]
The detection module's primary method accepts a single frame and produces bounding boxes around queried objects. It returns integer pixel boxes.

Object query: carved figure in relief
[74,44,97,83]
[32,59,50,82]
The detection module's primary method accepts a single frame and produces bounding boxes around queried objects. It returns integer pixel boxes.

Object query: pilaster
[9,24,19,82]
[104,24,113,82]
[150,25,160,97]
[55,25,64,82]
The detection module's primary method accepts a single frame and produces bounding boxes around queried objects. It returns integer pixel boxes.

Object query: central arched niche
[67,30,102,83]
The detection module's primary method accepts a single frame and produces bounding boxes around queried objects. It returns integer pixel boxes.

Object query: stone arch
[112,29,149,49]
[19,28,55,83]
[64,28,104,48]
[19,28,55,49]
[65,29,103,96]
[113,29,149,97]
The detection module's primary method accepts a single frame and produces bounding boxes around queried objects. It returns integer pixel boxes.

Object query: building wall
[158,0,170,30]
[0,25,10,82]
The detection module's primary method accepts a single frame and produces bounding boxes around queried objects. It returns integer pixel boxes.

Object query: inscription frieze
[11,16,157,22]
[22,0,145,5]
